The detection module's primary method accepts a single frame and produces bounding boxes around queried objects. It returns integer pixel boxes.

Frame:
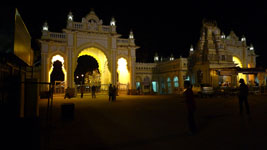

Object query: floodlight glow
[49,55,67,85]
[43,26,48,31]
[68,16,73,21]
[78,47,111,85]
[117,58,130,85]
[233,56,247,83]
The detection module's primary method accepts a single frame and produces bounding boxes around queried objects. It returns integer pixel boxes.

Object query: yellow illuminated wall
[48,55,67,86]
[78,48,111,85]
[117,58,130,85]
[233,56,247,83]
[14,9,33,66]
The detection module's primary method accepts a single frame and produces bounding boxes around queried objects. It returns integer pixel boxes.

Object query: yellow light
[117,58,130,85]
[48,55,67,86]
[233,56,247,83]
[78,48,111,85]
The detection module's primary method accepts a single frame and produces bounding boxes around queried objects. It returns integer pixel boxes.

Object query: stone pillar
[112,50,117,86]
[41,53,48,91]
[67,47,73,88]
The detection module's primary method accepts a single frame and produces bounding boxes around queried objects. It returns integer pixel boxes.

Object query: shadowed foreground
[39,94,267,150]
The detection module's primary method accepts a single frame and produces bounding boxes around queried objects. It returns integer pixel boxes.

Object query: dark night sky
[7,1,267,67]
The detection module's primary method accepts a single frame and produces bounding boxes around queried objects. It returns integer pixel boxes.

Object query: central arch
[76,47,111,88]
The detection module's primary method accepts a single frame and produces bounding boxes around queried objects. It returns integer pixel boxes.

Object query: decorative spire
[129,30,134,39]
[68,11,73,21]
[221,32,225,39]
[110,17,116,26]
[170,54,174,61]
[249,44,254,51]
[42,21,48,31]
[241,35,246,42]
[154,52,159,62]
[190,45,194,52]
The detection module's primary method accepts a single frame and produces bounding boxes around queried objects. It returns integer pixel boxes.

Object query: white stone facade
[39,10,138,91]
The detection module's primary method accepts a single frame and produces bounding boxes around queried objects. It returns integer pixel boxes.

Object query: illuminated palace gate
[39,10,138,91]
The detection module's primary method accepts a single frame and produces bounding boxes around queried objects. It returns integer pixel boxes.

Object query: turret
[129,30,135,46]
[170,53,174,61]
[154,52,159,62]
[110,17,116,33]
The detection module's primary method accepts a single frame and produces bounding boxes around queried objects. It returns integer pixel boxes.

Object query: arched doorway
[48,55,67,91]
[76,47,111,90]
[117,57,130,91]
[75,55,100,93]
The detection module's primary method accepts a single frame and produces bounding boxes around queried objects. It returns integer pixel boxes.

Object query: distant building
[188,20,262,88]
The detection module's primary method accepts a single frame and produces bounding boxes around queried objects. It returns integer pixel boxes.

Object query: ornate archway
[75,47,111,88]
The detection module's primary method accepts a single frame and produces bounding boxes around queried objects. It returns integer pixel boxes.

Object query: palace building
[39,10,266,94]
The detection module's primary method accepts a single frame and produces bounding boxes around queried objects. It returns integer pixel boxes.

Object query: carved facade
[188,20,257,87]
[39,10,138,91]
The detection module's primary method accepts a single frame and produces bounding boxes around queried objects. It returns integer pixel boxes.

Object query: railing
[49,32,66,40]
[117,39,129,45]
[73,22,83,29]
[102,26,110,32]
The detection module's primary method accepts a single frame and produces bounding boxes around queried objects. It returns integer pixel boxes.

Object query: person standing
[184,81,197,135]
[238,79,250,115]
[112,85,117,101]
[80,85,84,98]
[108,84,113,102]
[92,85,96,99]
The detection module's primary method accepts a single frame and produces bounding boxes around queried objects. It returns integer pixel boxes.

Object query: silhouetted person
[108,84,113,102]
[112,85,117,101]
[64,87,71,99]
[184,82,197,135]
[92,85,96,98]
[238,79,250,115]
[80,85,84,98]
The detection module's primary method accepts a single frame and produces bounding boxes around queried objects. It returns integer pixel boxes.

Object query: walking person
[108,84,113,102]
[183,81,197,135]
[92,85,96,98]
[112,85,117,101]
[238,79,250,115]
[64,87,71,99]
[80,85,84,98]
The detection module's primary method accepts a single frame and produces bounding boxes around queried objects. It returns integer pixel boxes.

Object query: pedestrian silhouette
[80,85,84,98]
[112,85,117,101]
[108,84,113,102]
[92,85,96,98]
[64,87,71,99]
[238,79,250,115]
[184,81,197,135]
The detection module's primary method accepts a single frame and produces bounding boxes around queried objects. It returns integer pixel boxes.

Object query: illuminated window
[173,76,179,88]
[136,82,141,89]
[152,81,158,92]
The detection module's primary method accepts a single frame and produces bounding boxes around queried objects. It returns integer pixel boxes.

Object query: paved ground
[39,93,267,150]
